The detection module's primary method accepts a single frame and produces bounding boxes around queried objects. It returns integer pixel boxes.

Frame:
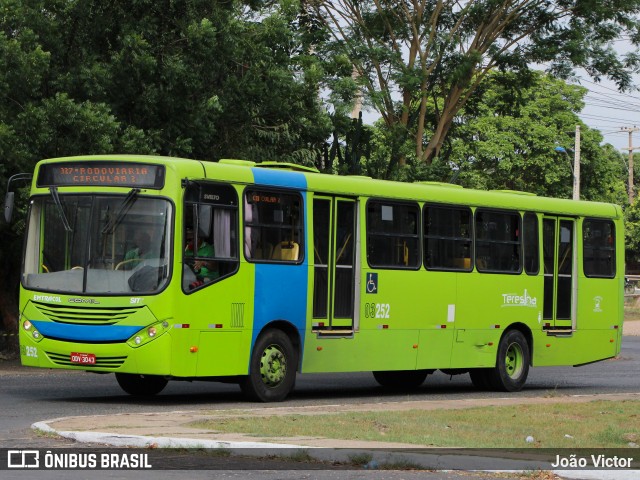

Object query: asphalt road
[0,336,638,479]
[1,336,639,444]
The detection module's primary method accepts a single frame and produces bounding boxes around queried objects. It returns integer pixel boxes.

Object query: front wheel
[488,329,530,392]
[115,373,168,396]
[240,329,297,402]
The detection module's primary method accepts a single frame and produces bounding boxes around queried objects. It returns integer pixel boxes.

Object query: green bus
[10,155,624,401]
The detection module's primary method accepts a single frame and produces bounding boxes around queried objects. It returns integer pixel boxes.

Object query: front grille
[33,302,143,325]
[46,351,127,368]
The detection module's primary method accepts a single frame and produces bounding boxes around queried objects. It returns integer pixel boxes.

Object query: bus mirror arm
[3,172,33,224]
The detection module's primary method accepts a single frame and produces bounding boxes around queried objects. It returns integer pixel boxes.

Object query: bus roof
[35,155,622,220]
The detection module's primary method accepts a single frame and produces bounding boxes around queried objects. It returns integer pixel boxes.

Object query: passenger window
[244,189,303,263]
[424,205,472,271]
[183,182,239,291]
[366,200,420,268]
[523,212,540,275]
[583,219,615,278]
[475,209,521,273]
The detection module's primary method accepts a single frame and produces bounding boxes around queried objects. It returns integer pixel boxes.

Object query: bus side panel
[415,329,456,369]
[533,330,619,366]
[453,271,540,368]
[576,278,623,335]
[173,265,255,377]
[197,332,251,375]
[301,330,418,373]
[414,272,457,369]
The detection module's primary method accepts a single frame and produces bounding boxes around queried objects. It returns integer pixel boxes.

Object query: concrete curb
[32,418,302,449]
[31,418,639,479]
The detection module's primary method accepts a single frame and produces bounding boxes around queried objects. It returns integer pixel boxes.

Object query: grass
[191,400,640,448]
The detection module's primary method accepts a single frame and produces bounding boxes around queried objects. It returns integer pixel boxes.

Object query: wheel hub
[260,345,286,387]
[505,342,524,378]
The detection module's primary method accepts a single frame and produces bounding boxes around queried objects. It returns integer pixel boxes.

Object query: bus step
[544,328,575,337]
[315,329,354,339]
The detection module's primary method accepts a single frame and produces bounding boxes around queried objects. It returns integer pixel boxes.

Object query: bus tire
[488,329,530,392]
[115,373,168,396]
[372,370,429,389]
[240,329,297,402]
[469,368,492,390]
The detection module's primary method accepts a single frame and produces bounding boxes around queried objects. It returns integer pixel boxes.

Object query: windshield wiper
[101,188,140,235]
[49,187,72,232]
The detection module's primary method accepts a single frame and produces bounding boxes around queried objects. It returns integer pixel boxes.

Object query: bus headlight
[23,319,43,342]
[126,321,168,348]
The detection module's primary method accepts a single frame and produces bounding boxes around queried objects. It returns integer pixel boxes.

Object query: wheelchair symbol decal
[366,273,378,294]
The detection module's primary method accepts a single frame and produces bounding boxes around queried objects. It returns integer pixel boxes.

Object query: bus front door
[543,217,576,331]
[312,197,357,334]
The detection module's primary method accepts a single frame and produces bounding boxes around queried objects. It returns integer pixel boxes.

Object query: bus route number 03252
[364,303,390,319]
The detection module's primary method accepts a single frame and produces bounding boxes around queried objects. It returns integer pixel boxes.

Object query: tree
[40,0,332,163]
[0,0,333,354]
[445,71,627,202]
[309,0,640,170]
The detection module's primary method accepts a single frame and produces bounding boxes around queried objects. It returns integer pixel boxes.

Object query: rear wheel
[488,329,530,392]
[115,373,168,396]
[240,329,297,402]
[372,370,429,389]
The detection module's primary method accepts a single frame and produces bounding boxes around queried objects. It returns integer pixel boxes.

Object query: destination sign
[37,162,165,189]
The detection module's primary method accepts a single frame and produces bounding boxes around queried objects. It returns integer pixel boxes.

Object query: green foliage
[445,72,626,203]
[0,0,332,182]
[625,199,640,266]
[310,1,640,164]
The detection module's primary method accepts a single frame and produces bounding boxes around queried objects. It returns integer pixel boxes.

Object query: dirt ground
[623,320,640,336]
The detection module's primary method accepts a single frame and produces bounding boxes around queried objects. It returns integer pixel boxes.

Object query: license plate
[70,352,96,365]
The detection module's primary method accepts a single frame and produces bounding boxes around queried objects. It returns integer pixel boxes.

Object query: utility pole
[573,125,580,201]
[621,126,640,204]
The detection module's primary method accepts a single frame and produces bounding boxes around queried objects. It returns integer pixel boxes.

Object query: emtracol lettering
[33,295,61,303]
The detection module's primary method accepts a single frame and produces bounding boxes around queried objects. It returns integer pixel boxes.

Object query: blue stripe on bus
[251,167,308,189]
[252,262,308,342]
[32,321,141,343]
[250,168,308,364]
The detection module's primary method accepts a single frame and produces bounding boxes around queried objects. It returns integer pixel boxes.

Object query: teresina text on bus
[501,289,537,308]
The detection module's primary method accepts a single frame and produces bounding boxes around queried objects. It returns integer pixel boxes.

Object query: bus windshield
[23,194,172,294]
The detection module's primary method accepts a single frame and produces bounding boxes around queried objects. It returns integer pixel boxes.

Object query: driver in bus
[185,228,219,284]
[123,230,152,268]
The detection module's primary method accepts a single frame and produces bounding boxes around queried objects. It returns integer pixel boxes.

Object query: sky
[576,73,640,153]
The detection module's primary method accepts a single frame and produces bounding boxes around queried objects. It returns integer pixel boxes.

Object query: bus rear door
[543,217,576,331]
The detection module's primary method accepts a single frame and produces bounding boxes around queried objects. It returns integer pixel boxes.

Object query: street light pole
[554,125,580,201]
[621,126,640,204]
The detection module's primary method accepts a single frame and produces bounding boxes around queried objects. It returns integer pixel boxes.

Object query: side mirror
[3,172,33,224]
[4,191,14,224]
